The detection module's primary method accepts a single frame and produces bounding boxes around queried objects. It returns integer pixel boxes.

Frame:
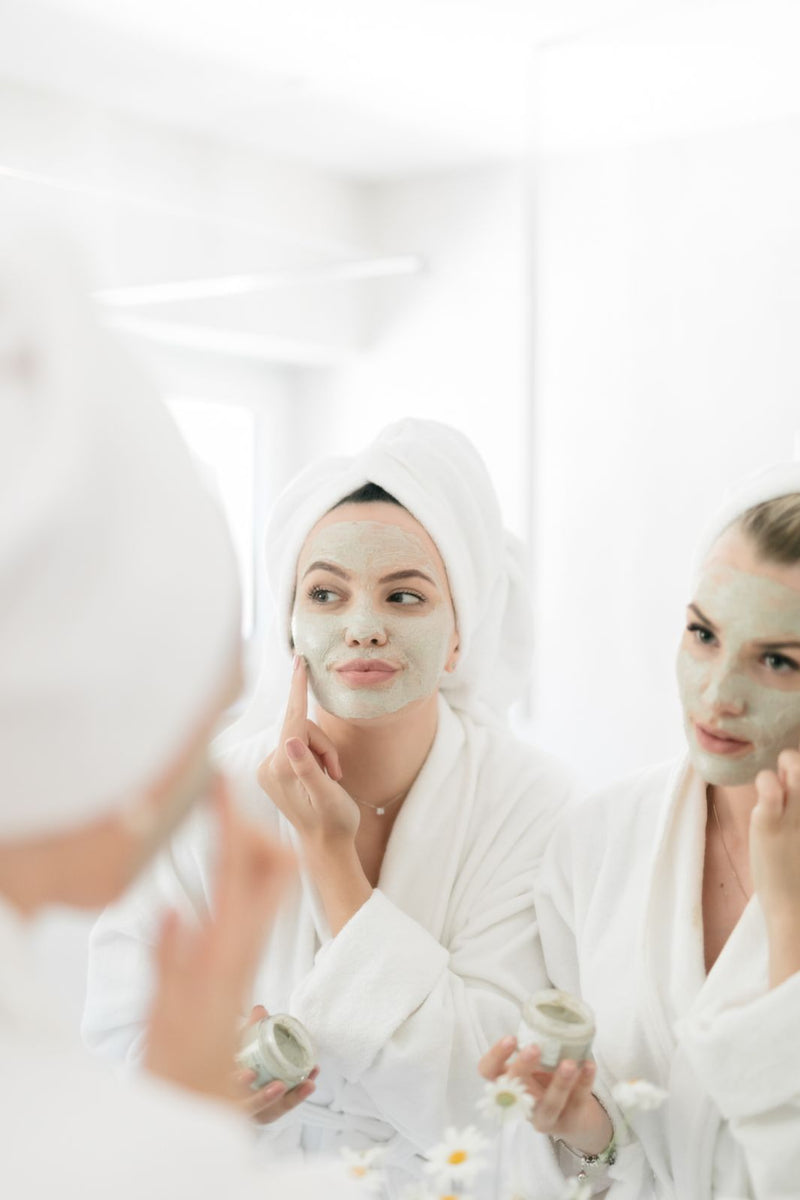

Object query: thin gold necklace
[711,796,752,901]
[352,788,407,817]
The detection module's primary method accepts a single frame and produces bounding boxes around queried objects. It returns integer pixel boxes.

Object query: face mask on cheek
[677,564,800,786]
[290,521,456,720]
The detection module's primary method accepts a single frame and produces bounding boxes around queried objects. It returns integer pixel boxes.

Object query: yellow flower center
[447,1150,468,1165]
[350,1166,368,1178]
[496,1090,517,1108]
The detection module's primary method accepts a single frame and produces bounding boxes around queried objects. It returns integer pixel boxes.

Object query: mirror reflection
[1,4,799,1199]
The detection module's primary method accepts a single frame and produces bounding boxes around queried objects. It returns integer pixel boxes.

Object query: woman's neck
[315,692,440,807]
[707,779,758,848]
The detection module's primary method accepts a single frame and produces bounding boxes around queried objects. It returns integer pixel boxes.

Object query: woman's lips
[693,721,753,757]
[333,659,400,687]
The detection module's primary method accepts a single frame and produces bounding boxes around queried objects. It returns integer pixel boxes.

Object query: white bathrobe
[531,758,800,1200]
[84,697,572,1193]
[0,897,356,1200]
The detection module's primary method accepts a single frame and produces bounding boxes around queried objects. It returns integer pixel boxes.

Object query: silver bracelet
[558,1096,617,1176]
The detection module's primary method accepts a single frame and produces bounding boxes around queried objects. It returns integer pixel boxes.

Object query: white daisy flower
[424,1126,489,1184]
[612,1078,668,1113]
[340,1147,386,1195]
[476,1073,535,1126]
[561,1178,592,1200]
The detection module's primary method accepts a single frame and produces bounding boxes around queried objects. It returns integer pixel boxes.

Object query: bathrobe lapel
[377,697,470,936]
[260,696,468,1006]
[639,762,766,1199]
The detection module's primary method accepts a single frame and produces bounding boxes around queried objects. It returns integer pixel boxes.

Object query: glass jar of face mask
[519,989,595,1070]
[236,1014,315,1090]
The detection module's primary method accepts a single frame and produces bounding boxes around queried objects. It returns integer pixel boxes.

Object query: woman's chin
[314,687,437,725]
[691,745,760,788]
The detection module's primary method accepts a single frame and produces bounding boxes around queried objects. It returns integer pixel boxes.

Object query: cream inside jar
[518,988,596,1070]
[236,1013,315,1090]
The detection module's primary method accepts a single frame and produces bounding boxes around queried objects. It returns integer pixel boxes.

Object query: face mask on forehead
[676,560,800,785]
[291,520,456,719]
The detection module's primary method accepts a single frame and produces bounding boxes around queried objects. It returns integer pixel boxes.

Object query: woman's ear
[445,634,460,674]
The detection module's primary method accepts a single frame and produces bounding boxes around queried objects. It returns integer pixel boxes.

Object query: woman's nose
[344,604,388,648]
[703,662,747,717]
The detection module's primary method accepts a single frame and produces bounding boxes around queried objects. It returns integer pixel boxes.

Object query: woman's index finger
[280,655,309,741]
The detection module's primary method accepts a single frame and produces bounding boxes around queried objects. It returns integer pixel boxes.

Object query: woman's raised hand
[479,1037,613,1156]
[143,778,295,1106]
[257,657,360,846]
[234,1005,319,1125]
[752,750,800,987]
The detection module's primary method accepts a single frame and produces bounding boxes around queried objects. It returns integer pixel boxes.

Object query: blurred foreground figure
[0,211,354,1200]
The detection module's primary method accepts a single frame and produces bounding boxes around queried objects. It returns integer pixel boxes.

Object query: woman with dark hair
[84,419,573,1195]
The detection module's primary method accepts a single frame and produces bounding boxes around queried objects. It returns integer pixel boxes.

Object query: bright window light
[168,397,256,639]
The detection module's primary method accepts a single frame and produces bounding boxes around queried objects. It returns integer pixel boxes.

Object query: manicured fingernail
[560,1060,577,1076]
[285,738,306,761]
[501,1036,516,1050]
[293,654,301,671]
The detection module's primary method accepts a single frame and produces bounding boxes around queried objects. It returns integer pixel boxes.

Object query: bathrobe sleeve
[532,796,656,1199]
[677,969,800,1200]
[83,729,276,1065]
[83,805,215,1064]
[286,747,573,1152]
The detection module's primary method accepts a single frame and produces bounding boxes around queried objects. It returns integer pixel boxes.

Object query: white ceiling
[0,0,697,176]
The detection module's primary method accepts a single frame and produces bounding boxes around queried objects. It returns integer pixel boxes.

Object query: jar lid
[259,1014,316,1085]
[521,988,595,1041]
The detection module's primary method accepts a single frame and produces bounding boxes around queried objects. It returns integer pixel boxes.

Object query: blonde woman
[482,466,800,1200]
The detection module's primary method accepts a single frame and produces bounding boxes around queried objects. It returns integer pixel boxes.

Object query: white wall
[0,77,368,358]
[530,115,800,789]
[297,166,534,540]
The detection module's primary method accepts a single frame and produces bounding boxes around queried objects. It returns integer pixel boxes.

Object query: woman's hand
[234,1005,318,1125]
[752,751,800,987]
[143,778,295,1106]
[257,657,360,847]
[480,1038,613,1156]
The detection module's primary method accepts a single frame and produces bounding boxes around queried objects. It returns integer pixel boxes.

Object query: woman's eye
[687,622,716,646]
[762,651,800,674]
[308,586,340,604]
[388,590,425,605]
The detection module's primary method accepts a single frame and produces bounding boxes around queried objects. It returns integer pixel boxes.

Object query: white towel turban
[234,418,532,736]
[694,461,800,576]
[0,215,240,839]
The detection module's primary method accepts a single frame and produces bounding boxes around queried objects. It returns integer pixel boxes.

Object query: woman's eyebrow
[755,638,800,650]
[689,603,717,629]
[380,569,437,586]
[302,560,349,580]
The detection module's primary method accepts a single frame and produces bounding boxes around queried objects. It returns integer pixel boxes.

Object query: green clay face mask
[291,520,456,719]
[676,561,800,785]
